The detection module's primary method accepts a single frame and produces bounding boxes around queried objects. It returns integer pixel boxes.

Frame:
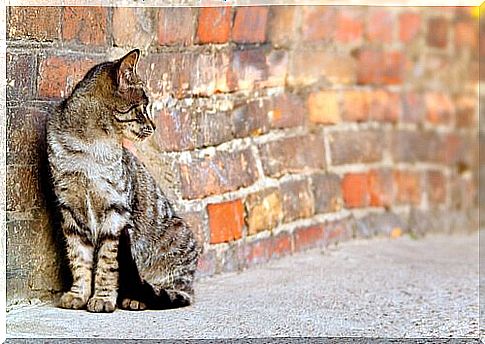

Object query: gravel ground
[6,233,479,339]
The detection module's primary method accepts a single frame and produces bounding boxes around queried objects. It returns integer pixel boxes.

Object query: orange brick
[369,90,400,123]
[394,171,421,205]
[425,92,454,125]
[399,12,421,43]
[208,200,244,244]
[367,9,393,43]
[62,7,107,45]
[368,169,394,207]
[196,7,232,44]
[335,9,364,43]
[342,173,369,208]
[342,90,369,122]
[455,19,478,49]
[308,91,340,124]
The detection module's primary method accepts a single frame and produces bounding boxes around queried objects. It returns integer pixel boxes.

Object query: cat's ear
[117,49,140,91]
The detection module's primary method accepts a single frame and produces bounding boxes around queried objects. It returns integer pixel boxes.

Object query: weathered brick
[427,171,446,204]
[367,9,393,43]
[357,212,406,238]
[368,169,394,207]
[158,7,195,46]
[294,225,325,252]
[280,179,314,223]
[112,7,154,47]
[220,241,246,273]
[196,7,232,44]
[267,6,296,47]
[445,133,475,167]
[179,210,208,248]
[450,175,476,210]
[259,135,326,177]
[341,90,369,122]
[342,173,369,208]
[7,52,37,100]
[261,50,289,88]
[179,149,259,199]
[325,219,353,244]
[311,173,343,214]
[37,55,97,99]
[229,48,268,91]
[289,50,356,86]
[399,12,421,43]
[7,107,47,165]
[245,188,282,235]
[391,130,445,164]
[301,6,335,42]
[455,94,476,128]
[329,130,384,165]
[394,170,422,205]
[425,92,454,125]
[335,8,364,43]
[244,237,271,266]
[401,92,424,124]
[207,200,244,244]
[196,249,217,277]
[270,232,293,258]
[153,106,233,152]
[7,165,44,212]
[8,7,61,41]
[270,93,306,129]
[308,91,340,125]
[454,19,478,49]
[232,98,270,138]
[62,7,107,45]
[232,7,269,44]
[368,90,400,122]
[357,49,405,85]
[427,17,448,48]
[191,50,232,95]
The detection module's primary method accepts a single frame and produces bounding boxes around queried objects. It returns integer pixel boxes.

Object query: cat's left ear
[117,49,140,91]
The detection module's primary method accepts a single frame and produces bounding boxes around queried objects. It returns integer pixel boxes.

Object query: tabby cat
[47,49,200,313]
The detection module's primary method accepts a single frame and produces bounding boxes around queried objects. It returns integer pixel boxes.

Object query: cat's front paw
[120,298,147,311]
[59,292,88,309]
[86,296,117,313]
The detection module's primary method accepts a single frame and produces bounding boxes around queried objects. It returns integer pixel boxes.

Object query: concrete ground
[7,233,479,339]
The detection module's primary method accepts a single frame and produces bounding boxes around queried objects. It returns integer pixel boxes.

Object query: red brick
[280,179,314,223]
[341,90,369,122]
[229,48,268,91]
[112,7,153,47]
[455,95,477,128]
[232,7,269,44]
[301,6,336,42]
[7,52,36,100]
[369,90,400,122]
[383,51,406,85]
[455,19,478,49]
[308,91,340,125]
[207,200,244,244]
[158,7,195,46]
[335,9,364,43]
[196,7,232,44]
[62,7,107,45]
[245,189,282,235]
[394,170,421,205]
[270,233,293,258]
[401,92,424,124]
[399,12,421,43]
[342,173,369,208]
[427,171,446,204]
[267,6,296,47]
[38,55,97,99]
[258,135,326,178]
[294,225,325,252]
[8,7,61,41]
[179,149,259,199]
[427,17,448,48]
[329,130,385,165]
[245,238,270,266]
[270,93,306,129]
[368,169,394,207]
[192,109,233,148]
[232,98,270,138]
[179,210,208,248]
[311,173,343,214]
[425,92,454,125]
[392,130,445,164]
[356,48,385,85]
[367,9,393,43]
[289,50,356,86]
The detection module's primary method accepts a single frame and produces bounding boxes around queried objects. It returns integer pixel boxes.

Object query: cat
[46,49,200,313]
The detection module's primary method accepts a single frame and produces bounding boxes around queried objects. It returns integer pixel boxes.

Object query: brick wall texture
[6,5,479,303]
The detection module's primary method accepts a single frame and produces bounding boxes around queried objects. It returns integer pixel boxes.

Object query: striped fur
[47,49,200,313]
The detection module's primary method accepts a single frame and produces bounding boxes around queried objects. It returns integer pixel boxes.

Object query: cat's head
[103,49,156,141]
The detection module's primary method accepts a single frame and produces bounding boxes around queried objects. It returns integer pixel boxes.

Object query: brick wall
[6,5,479,303]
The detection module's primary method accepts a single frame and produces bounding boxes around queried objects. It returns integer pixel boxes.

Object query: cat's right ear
[117,49,140,92]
